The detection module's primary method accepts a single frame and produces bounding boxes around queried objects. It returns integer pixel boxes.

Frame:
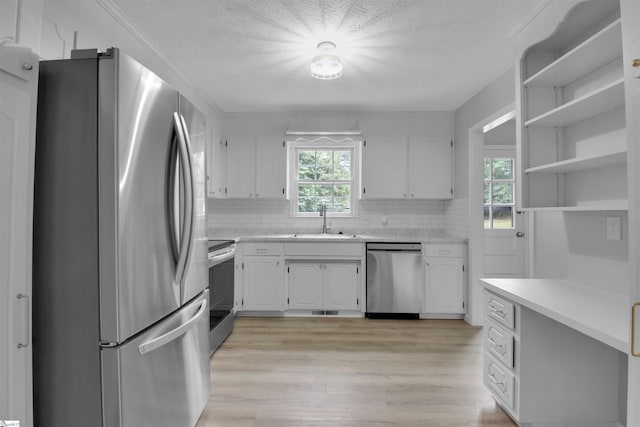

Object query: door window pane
[492,206,513,229]
[484,156,516,229]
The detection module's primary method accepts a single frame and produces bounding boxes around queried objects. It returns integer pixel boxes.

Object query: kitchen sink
[288,233,360,239]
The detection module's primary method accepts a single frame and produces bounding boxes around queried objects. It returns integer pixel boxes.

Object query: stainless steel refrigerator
[32,48,209,427]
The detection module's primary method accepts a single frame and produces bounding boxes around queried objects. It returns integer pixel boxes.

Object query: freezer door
[178,95,208,304]
[99,50,186,343]
[102,291,210,427]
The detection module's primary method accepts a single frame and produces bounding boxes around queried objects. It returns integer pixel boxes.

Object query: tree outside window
[484,157,515,229]
[296,148,353,215]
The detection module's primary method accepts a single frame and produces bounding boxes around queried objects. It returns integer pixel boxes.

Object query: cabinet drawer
[284,242,362,257]
[484,353,515,411]
[243,242,283,256]
[423,244,464,258]
[486,320,514,368]
[485,292,515,330]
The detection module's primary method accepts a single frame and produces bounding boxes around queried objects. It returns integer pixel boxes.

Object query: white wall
[451,67,516,325]
[208,111,456,236]
[39,0,222,134]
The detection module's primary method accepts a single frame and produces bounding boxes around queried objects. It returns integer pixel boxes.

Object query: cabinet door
[323,263,360,311]
[255,138,286,199]
[242,257,284,310]
[233,255,243,312]
[287,263,323,309]
[408,137,452,199]
[424,258,464,313]
[0,45,38,427]
[206,135,226,198]
[225,137,255,198]
[361,137,407,199]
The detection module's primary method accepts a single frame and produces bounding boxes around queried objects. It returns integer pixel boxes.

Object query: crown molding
[94,0,223,115]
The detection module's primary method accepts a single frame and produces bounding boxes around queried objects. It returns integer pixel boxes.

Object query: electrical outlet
[606,216,621,241]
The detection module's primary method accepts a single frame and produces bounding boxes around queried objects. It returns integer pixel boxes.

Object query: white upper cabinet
[206,131,226,199]
[362,136,452,199]
[361,137,407,199]
[408,137,453,199]
[225,137,286,199]
[255,138,286,199]
[225,137,255,198]
[517,1,627,211]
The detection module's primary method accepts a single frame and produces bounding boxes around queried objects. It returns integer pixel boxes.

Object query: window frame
[287,137,361,218]
[483,150,516,230]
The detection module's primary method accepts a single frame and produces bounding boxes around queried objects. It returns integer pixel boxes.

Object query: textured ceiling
[111,0,545,112]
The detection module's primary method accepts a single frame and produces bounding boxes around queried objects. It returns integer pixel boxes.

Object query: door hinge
[282,188,285,194]
[462,301,465,308]
[287,297,290,304]
[451,187,453,195]
[225,187,228,194]
[451,140,453,147]
[287,266,290,273]
[225,140,228,147]
[363,187,366,194]
[242,262,245,269]
[357,298,359,305]
[363,140,366,147]
[242,298,244,306]
[462,265,465,272]
[356,267,359,274]
[283,141,285,147]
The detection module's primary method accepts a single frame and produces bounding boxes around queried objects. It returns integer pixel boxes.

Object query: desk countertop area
[482,278,629,353]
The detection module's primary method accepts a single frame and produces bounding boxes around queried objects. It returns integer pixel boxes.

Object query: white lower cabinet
[423,243,466,315]
[242,256,284,310]
[287,262,360,311]
[484,289,625,426]
[239,242,285,311]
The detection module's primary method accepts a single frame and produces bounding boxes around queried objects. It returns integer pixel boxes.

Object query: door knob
[632,59,640,67]
[516,232,525,238]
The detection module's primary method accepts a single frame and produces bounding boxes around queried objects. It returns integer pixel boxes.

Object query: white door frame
[466,103,531,326]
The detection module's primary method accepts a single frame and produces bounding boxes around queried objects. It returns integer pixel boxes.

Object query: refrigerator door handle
[178,113,196,287]
[171,112,194,287]
[137,298,207,355]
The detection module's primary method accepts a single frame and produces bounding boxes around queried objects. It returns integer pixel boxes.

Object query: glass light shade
[310,41,343,80]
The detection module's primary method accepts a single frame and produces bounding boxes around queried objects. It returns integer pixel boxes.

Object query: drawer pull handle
[256,248,267,253]
[488,373,507,392]
[488,337,506,354]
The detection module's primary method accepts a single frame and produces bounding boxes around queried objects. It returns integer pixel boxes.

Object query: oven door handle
[208,248,236,266]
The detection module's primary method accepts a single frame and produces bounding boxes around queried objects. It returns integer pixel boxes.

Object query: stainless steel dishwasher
[366,242,423,319]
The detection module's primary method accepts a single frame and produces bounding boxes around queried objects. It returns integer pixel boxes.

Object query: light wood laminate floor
[196,317,516,427]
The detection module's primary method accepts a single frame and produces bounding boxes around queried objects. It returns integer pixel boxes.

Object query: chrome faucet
[320,204,328,234]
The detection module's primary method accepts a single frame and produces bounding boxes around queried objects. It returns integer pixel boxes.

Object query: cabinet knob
[632,59,640,68]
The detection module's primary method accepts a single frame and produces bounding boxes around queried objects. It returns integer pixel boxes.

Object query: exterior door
[621,0,640,424]
[483,146,525,278]
[0,44,39,427]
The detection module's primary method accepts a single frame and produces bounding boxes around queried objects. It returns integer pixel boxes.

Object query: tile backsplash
[207,198,469,238]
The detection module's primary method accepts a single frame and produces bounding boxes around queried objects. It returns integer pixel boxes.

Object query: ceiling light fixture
[310,41,343,80]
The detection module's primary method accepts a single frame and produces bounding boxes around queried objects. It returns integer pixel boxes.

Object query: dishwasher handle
[366,242,422,251]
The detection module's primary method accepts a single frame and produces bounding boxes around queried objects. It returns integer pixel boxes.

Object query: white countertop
[482,278,629,353]
[208,228,468,244]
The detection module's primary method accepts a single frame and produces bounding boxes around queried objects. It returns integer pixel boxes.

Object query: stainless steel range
[208,239,236,355]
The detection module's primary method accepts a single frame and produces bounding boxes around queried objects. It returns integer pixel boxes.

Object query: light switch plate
[606,216,621,241]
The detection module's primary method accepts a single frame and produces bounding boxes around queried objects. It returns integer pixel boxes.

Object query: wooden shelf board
[525,151,626,174]
[525,78,625,128]
[524,19,622,88]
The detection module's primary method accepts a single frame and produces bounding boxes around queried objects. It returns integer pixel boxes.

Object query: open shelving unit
[519,5,626,212]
